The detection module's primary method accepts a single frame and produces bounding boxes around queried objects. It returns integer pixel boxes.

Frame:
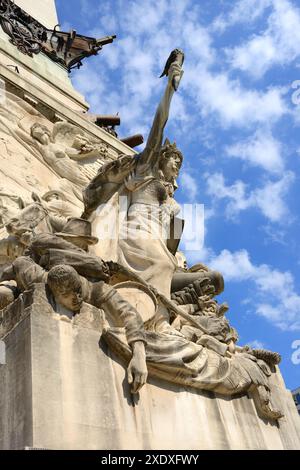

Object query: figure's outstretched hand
[168,62,184,91]
[127,341,148,394]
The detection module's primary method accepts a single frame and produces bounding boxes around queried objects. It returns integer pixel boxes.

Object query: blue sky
[55,0,300,390]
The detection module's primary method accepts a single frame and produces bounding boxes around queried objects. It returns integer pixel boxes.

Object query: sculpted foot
[252,385,284,421]
[260,403,284,421]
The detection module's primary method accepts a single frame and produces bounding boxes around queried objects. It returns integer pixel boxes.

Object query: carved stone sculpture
[83,58,195,336]
[0,88,123,238]
[0,214,149,394]
[0,47,287,431]
[30,123,89,187]
[41,190,81,231]
[76,51,286,422]
[0,284,16,310]
[47,264,148,393]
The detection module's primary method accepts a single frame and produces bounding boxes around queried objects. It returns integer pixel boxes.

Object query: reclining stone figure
[0,202,284,421]
[0,217,148,394]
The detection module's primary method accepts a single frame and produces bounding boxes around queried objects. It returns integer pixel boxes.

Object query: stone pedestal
[1,285,300,450]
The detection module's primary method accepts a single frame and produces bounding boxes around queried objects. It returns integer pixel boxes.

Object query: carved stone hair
[159,138,183,168]
[31,122,52,138]
[47,265,82,295]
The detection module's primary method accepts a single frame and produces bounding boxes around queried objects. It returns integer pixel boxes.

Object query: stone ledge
[0,63,137,157]
[0,289,300,450]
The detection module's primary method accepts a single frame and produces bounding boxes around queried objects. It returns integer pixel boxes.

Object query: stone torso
[131,178,168,205]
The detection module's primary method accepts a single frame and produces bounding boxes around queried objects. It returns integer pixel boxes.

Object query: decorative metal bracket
[0,0,116,72]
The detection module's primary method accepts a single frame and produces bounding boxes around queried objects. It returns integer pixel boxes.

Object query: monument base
[0,285,300,450]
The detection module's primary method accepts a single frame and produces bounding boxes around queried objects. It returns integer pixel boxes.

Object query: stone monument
[0,0,300,450]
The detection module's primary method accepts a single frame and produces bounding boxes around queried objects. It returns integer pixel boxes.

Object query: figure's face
[161,153,182,181]
[32,126,50,145]
[54,287,83,313]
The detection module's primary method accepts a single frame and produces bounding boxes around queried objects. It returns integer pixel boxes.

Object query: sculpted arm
[138,59,183,169]
[91,282,148,393]
[82,156,136,218]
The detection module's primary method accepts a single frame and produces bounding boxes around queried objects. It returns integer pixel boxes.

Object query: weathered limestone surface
[0,41,89,112]
[14,0,58,29]
[1,289,300,450]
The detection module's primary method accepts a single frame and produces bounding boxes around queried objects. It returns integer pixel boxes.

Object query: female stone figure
[84,52,223,333]
[83,55,185,332]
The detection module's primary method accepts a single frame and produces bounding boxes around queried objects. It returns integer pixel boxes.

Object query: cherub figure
[30,122,90,187]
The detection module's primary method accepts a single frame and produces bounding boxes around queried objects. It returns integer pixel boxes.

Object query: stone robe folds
[104,328,271,396]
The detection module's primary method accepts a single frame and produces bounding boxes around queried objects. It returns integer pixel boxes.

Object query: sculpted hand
[127,341,148,394]
[168,63,184,90]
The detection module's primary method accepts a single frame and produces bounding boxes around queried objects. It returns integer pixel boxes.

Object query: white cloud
[206,171,294,222]
[209,249,255,280]
[72,64,107,96]
[226,130,284,173]
[67,0,300,335]
[208,249,300,331]
[206,172,251,214]
[212,0,272,32]
[179,171,198,201]
[247,340,266,349]
[252,174,294,222]
[72,0,206,138]
[71,0,287,140]
[261,224,288,245]
[119,0,168,36]
[184,67,286,128]
[183,245,215,268]
[228,0,300,78]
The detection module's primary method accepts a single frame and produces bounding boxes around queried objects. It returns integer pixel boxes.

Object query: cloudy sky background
[56,0,300,389]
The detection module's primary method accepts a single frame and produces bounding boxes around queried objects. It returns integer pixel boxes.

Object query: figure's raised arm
[138,49,184,169]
